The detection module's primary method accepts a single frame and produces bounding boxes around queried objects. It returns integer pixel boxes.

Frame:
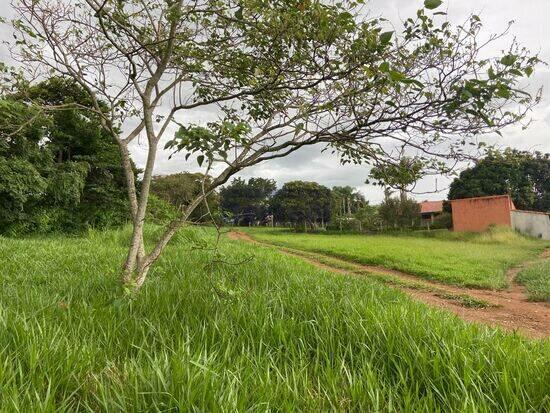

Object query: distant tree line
[3,82,547,237]
[149,147,550,233]
[148,174,423,232]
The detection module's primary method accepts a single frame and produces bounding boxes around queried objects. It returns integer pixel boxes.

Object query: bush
[147,194,178,224]
[378,196,421,230]
[431,212,453,229]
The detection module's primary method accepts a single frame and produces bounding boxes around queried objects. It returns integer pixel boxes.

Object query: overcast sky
[2,0,549,203]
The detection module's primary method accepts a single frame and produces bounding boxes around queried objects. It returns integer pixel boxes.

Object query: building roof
[420,200,444,214]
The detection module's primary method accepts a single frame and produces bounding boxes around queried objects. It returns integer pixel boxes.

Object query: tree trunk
[119,126,159,287]
[118,147,235,291]
[122,192,208,290]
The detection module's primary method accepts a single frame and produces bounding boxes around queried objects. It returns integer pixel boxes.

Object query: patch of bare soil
[228,231,550,339]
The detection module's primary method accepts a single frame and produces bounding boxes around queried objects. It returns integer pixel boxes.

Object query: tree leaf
[379,62,390,73]
[197,155,204,167]
[424,0,443,10]
[235,7,243,20]
[460,89,473,100]
[379,31,394,45]
[389,70,407,82]
[500,55,517,67]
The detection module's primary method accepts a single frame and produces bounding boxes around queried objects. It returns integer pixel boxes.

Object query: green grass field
[517,260,550,302]
[242,227,549,289]
[0,227,549,411]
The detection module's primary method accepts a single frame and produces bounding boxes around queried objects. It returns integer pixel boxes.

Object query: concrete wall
[512,210,550,240]
[451,195,513,232]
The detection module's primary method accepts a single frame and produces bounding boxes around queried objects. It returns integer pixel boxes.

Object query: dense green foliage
[449,149,550,212]
[243,227,548,289]
[151,173,220,222]
[220,177,276,225]
[378,193,421,230]
[517,260,550,302]
[0,77,130,234]
[0,227,548,411]
[145,194,179,225]
[431,211,453,230]
[271,181,332,230]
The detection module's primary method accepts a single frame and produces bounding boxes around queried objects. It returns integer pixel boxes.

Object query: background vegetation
[219,177,276,226]
[449,149,550,212]
[151,172,220,223]
[0,78,131,235]
[242,227,549,289]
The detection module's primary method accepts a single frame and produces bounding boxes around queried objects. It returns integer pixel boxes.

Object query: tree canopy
[219,178,276,225]
[151,173,220,222]
[331,186,366,217]
[271,181,332,229]
[368,157,427,198]
[0,76,130,234]
[378,191,421,229]
[448,149,550,212]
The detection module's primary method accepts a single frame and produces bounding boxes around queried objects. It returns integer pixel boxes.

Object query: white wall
[511,210,550,240]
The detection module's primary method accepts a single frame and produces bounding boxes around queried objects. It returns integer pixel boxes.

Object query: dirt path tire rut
[228,231,550,339]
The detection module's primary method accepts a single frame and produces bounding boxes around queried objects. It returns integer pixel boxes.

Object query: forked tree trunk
[121,222,146,285]
[121,190,209,290]
[117,131,160,287]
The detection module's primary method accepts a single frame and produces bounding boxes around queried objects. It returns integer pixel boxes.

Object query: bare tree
[9,0,541,289]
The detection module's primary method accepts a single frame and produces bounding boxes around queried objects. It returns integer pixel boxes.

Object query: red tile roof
[420,200,444,214]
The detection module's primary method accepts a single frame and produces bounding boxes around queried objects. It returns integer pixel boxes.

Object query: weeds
[517,261,550,302]
[434,293,494,309]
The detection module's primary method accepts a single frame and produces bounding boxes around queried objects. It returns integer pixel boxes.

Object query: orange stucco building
[450,195,516,232]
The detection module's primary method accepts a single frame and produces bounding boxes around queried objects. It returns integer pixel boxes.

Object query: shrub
[431,212,453,229]
[147,194,178,224]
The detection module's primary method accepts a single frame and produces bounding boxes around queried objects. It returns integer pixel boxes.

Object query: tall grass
[517,260,550,302]
[243,227,548,289]
[0,227,548,411]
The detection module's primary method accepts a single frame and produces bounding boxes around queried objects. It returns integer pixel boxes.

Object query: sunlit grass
[0,227,548,411]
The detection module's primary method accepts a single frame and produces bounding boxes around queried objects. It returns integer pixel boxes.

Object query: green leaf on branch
[380,31,394,45]
[379,62,390,73]
[460,89,473,101]
[500,55,517,66]
[197,155,204,167]
[496,85,511,99]
[424,0,443,10]
[235,7,243,20]
[389,70,407,82]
